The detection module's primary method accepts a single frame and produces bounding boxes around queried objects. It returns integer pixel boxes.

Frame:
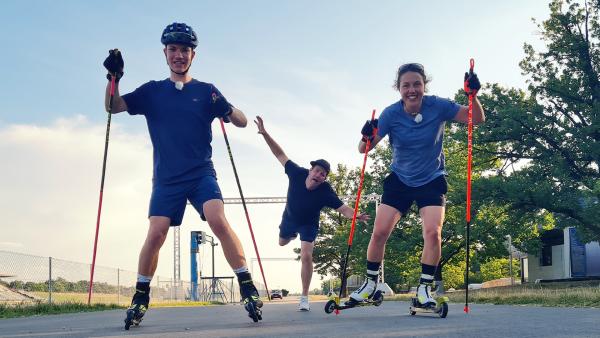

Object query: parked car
[271,289,283,299]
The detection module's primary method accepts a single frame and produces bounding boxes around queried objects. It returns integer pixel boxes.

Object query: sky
[0,1,551,293]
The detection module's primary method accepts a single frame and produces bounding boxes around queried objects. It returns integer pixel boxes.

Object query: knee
[371,229,389,244]
[424,228,441,246]
[147,228,168,247]
[301,253,313,265]
[206,215,229,238]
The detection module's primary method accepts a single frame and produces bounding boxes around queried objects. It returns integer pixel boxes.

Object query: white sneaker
[349,278,376,302]
[298,296,310,311]
[417,284,436,306]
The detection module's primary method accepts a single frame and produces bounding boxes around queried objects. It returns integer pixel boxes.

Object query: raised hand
[103,49,124,81]
[254,115,268,135]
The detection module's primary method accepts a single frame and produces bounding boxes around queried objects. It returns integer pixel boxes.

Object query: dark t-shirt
[122,79,228,184]
[281,160,344,227]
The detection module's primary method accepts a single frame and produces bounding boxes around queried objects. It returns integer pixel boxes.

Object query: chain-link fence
[0,250,243,305]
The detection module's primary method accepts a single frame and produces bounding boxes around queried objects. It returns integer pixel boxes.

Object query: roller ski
[324,279,384,314]
[124,286,149,330]
[409,284,449,318]
[240,280,263,323]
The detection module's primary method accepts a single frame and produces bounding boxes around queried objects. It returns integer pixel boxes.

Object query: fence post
[117,268,120,305]
[48,256,53,305]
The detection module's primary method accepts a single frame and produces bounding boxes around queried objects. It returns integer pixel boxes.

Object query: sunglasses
[399,63,424,73]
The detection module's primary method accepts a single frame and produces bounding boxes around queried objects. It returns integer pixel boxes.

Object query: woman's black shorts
[381,173,448,215]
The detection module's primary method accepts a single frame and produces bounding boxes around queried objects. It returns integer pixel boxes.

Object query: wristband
[106,72,123,83]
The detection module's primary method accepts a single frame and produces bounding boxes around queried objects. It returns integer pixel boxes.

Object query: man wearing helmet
[103,22,263,326]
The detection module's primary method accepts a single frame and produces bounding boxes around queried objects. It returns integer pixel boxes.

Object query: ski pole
[218,115,271,301]
[338,109,377,313]
[88,75,116,305]
[463,58,475,314]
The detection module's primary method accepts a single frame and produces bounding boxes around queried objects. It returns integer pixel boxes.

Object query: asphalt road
[1,299,598,338]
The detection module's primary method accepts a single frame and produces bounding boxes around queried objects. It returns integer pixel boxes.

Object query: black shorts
[381,173,448,215]
[279,221,318,243]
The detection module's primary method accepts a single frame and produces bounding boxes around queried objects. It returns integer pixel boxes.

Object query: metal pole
[508,235,514,286]
[48,257,52,305]
[191,232,199,301]
[117,268,120,305]
[211,241,216,300]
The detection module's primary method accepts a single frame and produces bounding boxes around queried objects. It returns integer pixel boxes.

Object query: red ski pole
[463,58,475,313]
[218,116,271,301]
[88,75,116,305]
[337,109,377,313]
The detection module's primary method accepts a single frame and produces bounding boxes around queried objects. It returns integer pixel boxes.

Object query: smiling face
[164,44,195,75]
[399,71,425,114]
[305,165,328,190]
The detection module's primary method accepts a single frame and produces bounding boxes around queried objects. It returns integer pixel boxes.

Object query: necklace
[403,102,422,123]
[407,111,422,123]
[413,112,423,123]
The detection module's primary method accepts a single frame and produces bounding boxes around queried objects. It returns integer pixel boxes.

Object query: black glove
[211,93,233,118]
[361,119,378,142]
[103,49,124,82]
[464,71,481,96]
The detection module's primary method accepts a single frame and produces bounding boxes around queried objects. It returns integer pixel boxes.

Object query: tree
[476,0,600,240]
[480,258,521,282]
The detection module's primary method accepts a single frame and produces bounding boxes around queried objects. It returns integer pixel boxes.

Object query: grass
[1,292,220,318]
[0,301,122,319]
[389,281,600,308]
[31,292,126,305]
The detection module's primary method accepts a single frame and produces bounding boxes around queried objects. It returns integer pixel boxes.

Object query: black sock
[236,271,252,283]
[420,263,435,285]
[434,263,442,283]
[366,261,381,282]
[135,282,150,293]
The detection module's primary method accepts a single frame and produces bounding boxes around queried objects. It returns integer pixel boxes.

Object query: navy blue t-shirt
[281,160,344,227]
[122,79,228,184]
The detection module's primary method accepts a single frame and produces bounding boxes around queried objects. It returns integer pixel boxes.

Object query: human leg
[299,241,314,310]
[416,206,444,306]
[349,204,401,302]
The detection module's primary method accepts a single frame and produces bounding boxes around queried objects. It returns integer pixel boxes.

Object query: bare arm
[104,79,127,114]
[254,116,289,166]
[453,96,485,125]
[358,134,383,153]
[336,204,370,222]
[227,107,248,127]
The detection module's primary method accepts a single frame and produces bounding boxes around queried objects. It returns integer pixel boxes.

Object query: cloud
[0,116,152,276]
[0,116,317,292]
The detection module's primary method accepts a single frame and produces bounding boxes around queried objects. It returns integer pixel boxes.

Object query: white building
[524,227,600,282]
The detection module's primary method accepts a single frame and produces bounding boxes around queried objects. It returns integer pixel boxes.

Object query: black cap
[310,159,331,174]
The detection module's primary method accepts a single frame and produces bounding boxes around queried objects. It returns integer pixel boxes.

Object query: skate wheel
[324,300,337,314]
[438,302,448,318]
[410,309,416,316]
[246,302,259,322]
[124,311,134,330]
[373,291,384,306]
